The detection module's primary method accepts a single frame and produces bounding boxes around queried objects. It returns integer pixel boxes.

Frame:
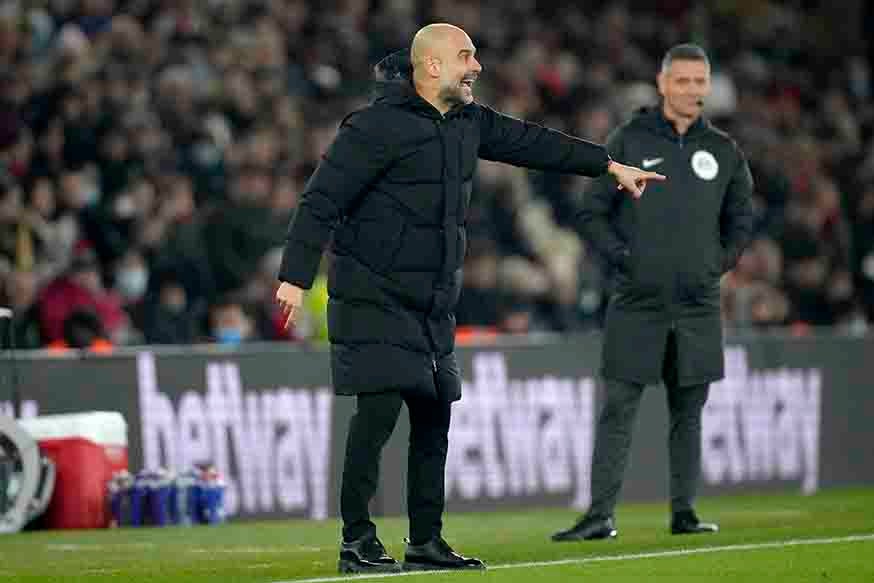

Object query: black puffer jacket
[577,106,754,387]
[279,50,611,401]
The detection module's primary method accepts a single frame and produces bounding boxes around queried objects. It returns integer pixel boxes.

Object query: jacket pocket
[613,248,634,288]
[622,237,665,298]
[393,224,442,271]
[677,254,721,304]
[354,216,407,274]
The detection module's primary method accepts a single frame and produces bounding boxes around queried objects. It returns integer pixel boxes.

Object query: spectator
[455,236,501,330]
[37,246,129,344]
[0,269,43,349]
[48,307,113,352]
[204,163,285,295]
[139,268,200,345]
[0,1,870,347]
[207,295,257,345]
[721,237,790,329]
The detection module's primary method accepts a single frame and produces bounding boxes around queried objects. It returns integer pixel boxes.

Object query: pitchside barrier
[2,333,872,522]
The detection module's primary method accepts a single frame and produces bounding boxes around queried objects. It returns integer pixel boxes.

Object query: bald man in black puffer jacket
[275,23,664,574]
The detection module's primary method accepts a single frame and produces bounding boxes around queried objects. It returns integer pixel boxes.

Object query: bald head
[411,23,471,71]
[408,23,481,113]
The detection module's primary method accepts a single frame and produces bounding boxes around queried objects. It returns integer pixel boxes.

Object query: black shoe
[551,515,618,542]
[338,533,401,574]
[402,537,486,571]
[671,510,719,535]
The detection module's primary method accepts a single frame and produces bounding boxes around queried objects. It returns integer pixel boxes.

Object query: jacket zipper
[674,130,687,329]
[425,117,448,376]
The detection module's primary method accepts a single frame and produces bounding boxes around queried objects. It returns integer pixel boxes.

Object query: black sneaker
[403,537,486,571]
[338,533,401,574]
[551,515,618,542]
[671,510,719,535]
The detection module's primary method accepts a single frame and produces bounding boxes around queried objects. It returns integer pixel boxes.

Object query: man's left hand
[607,161,666,199]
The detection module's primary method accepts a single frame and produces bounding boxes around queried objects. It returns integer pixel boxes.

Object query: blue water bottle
[149,468,173,527]
[173,470,198,526]
[108,470,133,527]
[129,470,151,527]
[199,465,226,525]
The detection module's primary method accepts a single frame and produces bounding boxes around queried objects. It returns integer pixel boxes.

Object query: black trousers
[588,331,711,518]
[340,391,451,545]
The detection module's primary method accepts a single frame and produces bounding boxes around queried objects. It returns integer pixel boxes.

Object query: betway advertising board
[3,335,872,521]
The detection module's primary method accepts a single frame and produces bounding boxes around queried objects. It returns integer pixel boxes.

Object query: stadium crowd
[0,0,872,349]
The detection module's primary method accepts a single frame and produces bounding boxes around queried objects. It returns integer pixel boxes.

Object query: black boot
[671,510,719,535]
[403,537,486,571]
[338,533,401,574]
[551,515,618,542]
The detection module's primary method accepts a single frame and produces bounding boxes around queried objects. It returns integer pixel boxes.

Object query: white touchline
[272,533,874,583]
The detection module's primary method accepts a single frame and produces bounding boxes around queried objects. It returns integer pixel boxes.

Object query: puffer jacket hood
[370,49,447,118]
[373,48,413,82]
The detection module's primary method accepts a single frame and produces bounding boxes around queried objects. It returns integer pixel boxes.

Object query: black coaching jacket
[577,105,754,387]
[279,50,612,400]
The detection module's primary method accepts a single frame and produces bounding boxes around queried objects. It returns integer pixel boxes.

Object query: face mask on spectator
[216,327,243,345]
[117,267,148,300]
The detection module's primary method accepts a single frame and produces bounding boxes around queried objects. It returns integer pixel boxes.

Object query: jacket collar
[370,49,474,120]
[635,102,710,141]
